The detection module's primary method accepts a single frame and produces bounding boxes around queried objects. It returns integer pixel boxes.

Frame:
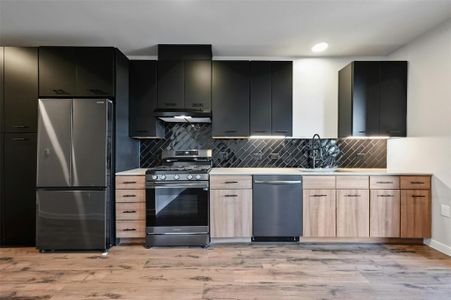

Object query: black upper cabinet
[4,47,38,132]
[76,48,114,97]
[250,61,293,136]
[212,61,250,137]
[157,45,212,111]
[129,60,164,138]
[157,60,185,109]
[184,60,212,111]
[2,133,37,246]
[352,61,380,136]
[0,47,3,133]
[271,61,293,136]
[379,61,407,136]
[39,47,115,98]
[250,61,272,135]
[338,61,407,137]
[39,47,76,97]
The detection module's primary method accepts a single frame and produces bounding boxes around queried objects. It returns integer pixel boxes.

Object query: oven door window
[147,186,208,227]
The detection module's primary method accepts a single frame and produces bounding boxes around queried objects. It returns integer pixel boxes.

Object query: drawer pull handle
[122,210,136,214]
[123,181,137,184]
[412,195,426,198]
[224,194,238,198]
[345,194,361,197]
[12,138,30,141]
[377,194,394,198]
[376,181,393,184]
[224,181,238,184]
[224,130,237,133]
[123,195,136,198]
[312,194,327,197]
[12,125,29,128]
[410,181,425,185]
[123,228,136,232]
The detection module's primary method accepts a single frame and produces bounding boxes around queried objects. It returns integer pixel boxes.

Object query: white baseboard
[425,239,451,256]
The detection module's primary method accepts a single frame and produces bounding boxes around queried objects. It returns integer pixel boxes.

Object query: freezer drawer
[36,190,107,250]
[253,175,302,239]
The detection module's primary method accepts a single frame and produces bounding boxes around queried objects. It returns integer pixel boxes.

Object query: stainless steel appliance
[145,150,211,247]
[36,99,113,251]
[252,175,302,242]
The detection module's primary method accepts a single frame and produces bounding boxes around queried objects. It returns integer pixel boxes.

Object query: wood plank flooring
[1,243,451,299]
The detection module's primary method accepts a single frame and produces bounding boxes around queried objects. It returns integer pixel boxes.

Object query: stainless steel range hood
[154,109,211,123]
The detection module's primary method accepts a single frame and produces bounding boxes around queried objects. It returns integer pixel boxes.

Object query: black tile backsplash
[140,123,387,168]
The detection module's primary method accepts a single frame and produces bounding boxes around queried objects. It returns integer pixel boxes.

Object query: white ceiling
[1,0,451,57]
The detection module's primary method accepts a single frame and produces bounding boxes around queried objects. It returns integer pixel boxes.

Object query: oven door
[146,181,209,234]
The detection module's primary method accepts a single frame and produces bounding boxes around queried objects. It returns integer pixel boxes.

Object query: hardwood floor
[1,244,451,299]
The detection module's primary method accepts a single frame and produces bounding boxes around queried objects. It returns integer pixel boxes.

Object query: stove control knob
[152,175,158,180]
[174,175,180,180]
[187,175,193,180]
[195,175,201,180]
[160,175,166,180]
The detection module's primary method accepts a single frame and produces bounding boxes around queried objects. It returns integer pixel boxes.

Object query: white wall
[387,19,451,255]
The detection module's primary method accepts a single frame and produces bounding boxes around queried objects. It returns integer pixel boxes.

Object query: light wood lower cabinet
[401,190,431,238]
[115,175,146,241]
[337,189,369,237]
[303,190,336,237]
[210,189,252,238]
[370,190,400,237]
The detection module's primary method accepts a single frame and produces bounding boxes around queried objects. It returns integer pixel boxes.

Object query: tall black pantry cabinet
[0,47,38,246]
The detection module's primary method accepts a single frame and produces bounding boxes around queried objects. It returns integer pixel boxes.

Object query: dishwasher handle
[254,180,301,185]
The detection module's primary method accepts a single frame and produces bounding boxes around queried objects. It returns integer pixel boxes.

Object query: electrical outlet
[270,152,280,160]
[441,204,450,218]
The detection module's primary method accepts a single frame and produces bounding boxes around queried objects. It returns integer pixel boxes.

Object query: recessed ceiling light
[311,42,329,53]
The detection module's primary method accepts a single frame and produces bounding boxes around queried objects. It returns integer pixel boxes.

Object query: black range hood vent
[154,109,211,123]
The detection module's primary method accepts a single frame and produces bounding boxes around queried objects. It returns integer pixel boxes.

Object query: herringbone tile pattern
[140,124,386,168]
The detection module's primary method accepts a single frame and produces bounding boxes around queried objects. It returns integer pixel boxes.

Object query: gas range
[146,150,211,182]
[145,149,212,248]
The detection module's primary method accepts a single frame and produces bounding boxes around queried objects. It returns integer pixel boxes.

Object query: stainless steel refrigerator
[36,99,113,251]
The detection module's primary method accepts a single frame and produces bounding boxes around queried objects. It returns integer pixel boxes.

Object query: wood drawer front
[336,176,369,189]
[370,176,399,189]
[303,176,336,189]
[400,176,431,190]
[116,176,145,189]
[116,202,146,221]
[116,189,145,203]
[370,190,400,238]
[210,189,252,238]
[303,190,336,237]
[116,221,145,238]
[401,190,431,238]
[337,189,370,237]
[210,175,252,190]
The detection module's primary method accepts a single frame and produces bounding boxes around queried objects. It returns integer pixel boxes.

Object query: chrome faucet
[310,134,323,169]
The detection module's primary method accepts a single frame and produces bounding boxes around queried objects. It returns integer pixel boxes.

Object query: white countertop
[116,168,148,176]
[209,168,432,176]
[116,167,432,176]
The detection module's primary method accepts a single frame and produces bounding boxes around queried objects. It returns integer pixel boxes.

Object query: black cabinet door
[3,133,37,246]
[185,60,211,111]
[212,61,250,137]
[0,47,3,133]
[39,47,76,97]
[4,47,38,133]
[157,60,184,109]
[250,61,272,135]
[0,133,3,244]
[352,61,380,136]
[379,61,407,137]
[271,61,293,136]
[129,60,164,138]
[76,48,115,97]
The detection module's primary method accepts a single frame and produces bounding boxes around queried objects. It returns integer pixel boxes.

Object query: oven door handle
[148,183,209,189]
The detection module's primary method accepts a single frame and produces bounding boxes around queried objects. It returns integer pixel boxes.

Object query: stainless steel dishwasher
[252,175,302,242]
